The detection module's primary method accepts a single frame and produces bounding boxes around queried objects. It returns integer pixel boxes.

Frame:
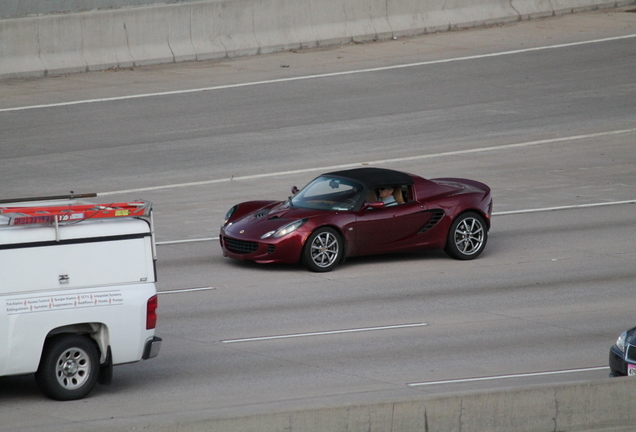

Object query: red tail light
[146,295,158,330]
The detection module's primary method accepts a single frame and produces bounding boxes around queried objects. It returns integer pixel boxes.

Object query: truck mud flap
[98,346,113,385]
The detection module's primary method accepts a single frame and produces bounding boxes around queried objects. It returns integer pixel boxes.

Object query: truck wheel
[35,334,100,401]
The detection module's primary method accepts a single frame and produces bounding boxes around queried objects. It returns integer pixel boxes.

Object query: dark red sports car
[220,167,492,272]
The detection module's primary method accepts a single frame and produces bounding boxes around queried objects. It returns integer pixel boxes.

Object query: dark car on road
[609,326,636,377]
[220,167,492,272]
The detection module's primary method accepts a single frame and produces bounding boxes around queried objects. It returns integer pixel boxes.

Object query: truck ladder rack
[0,201,152,226]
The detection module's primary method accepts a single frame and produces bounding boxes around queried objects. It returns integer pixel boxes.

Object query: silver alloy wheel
[453,216,485,255]
[310,231,339,268]
[55,347,92,390]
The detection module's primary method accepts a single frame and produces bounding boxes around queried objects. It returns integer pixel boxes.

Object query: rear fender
[431,178,490,195]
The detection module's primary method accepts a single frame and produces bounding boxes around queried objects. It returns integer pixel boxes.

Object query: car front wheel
[35,334,100,401]
[302,227,342,272]
[444,212,488,260]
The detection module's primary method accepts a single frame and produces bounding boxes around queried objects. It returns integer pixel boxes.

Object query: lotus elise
[220,167,492,272]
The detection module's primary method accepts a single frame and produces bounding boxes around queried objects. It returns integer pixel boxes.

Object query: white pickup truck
[0,194,162,400]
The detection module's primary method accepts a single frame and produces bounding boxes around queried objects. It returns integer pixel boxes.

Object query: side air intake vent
[418,209,445,233]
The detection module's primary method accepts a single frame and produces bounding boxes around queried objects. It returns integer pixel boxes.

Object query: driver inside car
[378,186,398,207]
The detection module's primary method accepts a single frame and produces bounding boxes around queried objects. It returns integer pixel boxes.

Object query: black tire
[444,212,488,260]
[302,227,343,272]
[35,334,100,401]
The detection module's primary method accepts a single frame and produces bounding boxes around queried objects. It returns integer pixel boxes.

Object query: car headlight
[223,205,237,225]
[261,219,306,239]
[616,331,628,353]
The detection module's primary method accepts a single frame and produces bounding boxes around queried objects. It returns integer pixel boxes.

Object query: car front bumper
[219,231,305,264]
[609,344,636,377]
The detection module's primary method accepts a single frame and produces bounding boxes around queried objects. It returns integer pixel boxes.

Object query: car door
[353,201,428,254]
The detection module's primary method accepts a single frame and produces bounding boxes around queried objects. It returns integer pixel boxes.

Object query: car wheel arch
[300,225,348,271]
[449,208,490,228]
[302,224,348,260]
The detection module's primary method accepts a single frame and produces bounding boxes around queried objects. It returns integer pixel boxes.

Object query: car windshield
[290,176,362,211]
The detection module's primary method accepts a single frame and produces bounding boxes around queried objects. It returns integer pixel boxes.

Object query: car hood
[625,327,636,345]
[225,202,321,237]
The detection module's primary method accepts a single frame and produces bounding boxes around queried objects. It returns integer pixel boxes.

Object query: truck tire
[35,334,100,401]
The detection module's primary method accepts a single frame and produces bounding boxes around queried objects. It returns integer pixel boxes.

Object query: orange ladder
[0,201,151,226]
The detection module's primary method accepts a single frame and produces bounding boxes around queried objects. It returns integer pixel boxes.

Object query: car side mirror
[291,186,299,194]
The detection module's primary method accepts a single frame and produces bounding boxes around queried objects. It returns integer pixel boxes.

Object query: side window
[392,185,408,205]
[365,189,378,203]
[365,185,411,206]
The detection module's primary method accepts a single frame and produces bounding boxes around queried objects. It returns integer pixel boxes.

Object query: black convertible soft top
[324,167,414,189]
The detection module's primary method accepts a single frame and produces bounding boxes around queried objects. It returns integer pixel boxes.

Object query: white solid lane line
[158,286,215,294]
[221,323,428,343]
[407,366,609,387]
[493,200,636,216]
[98,128,636,197]
[2,35,635,113]
[157,237,218,245]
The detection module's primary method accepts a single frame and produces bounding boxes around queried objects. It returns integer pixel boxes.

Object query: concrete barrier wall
[62,377,636,431]
[0,0,198,20]
[1,0,635,79]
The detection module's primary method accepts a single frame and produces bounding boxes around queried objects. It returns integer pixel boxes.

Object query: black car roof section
[324,167,414,188]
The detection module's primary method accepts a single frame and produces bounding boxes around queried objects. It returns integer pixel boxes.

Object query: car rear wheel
[444,212,488,260]
[35,334,100,401]
[302,227,342,272]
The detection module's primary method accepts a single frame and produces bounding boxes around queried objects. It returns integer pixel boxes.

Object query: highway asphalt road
[0,8,635,431]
